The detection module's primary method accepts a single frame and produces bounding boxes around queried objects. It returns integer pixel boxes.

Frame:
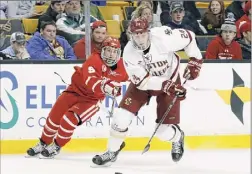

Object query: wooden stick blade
[142,144,150,154]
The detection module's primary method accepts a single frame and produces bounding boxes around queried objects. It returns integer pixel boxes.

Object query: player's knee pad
[156,124,182,142]
[110,108,134,138]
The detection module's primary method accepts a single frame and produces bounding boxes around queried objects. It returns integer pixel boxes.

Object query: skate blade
[24,154,40,158]
[90,162,113,168]
[38,154,55,159]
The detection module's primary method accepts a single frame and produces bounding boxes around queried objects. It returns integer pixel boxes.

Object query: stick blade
[142,144,150,154]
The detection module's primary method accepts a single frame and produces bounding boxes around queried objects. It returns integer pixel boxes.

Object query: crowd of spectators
[0,0,251,60]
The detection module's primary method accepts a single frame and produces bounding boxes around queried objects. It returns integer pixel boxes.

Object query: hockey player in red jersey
[92,17,203,166]
[26,37,128,158]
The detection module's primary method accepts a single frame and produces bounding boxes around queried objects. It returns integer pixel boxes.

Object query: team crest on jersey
[102,65,107,72]
[143,53,152,64]
[124,97,132,105]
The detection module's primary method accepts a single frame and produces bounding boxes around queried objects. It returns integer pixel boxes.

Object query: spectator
[37,1,66,31]
[56,0,98,46]
[205,18,242,60]
[0,1,7,19]
[26,21,76,60]
[225,0,247,21]
[183,1,201,20]
[119,23,131,56]
[236,1,251,38]
[132,5,155,27]
[161,2,203,35]
[137,0,162,27]
[82,1,104,21]
[201,0,225,35]
[137,0,153,8]
[0,21,11,51]
[5,1,42,19]
[0,32,30,59]
[73,20,107,60]
[237,21,251,59]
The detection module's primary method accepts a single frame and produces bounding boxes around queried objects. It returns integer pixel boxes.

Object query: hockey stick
[108,97,117,117]
[108,87,120,117]
[185,83,245,91]
[142,79,188,154]
[54,72,70,85]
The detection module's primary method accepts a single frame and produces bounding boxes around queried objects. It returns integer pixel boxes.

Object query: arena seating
[1,1,230,59]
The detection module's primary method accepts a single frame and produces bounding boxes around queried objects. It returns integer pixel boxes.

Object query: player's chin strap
[142,77,189,154]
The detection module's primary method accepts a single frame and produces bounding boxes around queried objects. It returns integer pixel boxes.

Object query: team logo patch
[124,97,132,105]
[143,53,152,64]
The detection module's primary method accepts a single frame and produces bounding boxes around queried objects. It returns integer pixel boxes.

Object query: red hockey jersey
[67,53,128,101]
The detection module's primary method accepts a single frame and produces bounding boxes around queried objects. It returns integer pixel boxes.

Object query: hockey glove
[183,57,203,80]
[101,79,121,97]
[162,80,186,100]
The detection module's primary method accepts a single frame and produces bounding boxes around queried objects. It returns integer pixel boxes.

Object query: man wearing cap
[0,32,30,59]
[205,18,242,59]
[237,21,251,59]
[160,2,203,35]
[73,20,107,60]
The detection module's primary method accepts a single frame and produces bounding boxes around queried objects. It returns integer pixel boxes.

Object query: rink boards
[0,63,251,154]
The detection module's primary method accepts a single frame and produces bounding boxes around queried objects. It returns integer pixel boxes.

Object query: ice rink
[1,149,250,174]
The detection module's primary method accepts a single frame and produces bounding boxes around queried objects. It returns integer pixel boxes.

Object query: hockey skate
[26,139,47,157]
[91,142,125,167]
[40,140,61,159]
[171,125,185,162]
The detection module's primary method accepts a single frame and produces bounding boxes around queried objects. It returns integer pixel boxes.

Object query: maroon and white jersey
[123,26,202,90]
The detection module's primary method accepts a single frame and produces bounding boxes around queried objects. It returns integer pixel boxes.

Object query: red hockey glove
[183,57,203,80]
[162,80,186,100]
[101,79,121,97]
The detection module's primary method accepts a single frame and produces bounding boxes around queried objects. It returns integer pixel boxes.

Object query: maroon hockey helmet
[129,17,149,33]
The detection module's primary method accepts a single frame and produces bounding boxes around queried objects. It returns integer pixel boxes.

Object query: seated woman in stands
[201,0,225,35]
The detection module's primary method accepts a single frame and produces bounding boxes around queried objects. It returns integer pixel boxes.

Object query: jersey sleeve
[123,56,167,91]
[81,58,105,94]
[156,27,202,59]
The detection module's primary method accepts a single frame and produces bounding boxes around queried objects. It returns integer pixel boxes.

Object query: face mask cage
[101,46,121,67]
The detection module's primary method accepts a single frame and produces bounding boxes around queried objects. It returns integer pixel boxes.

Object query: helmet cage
[101,46,121,67]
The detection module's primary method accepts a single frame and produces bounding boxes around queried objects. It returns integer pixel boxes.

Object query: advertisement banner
[0,63,250,140]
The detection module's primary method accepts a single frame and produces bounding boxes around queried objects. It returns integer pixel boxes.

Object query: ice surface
[1,149,250,174]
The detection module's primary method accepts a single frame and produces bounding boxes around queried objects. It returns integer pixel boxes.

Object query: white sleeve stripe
[92,80,102,92]
[85,76,97,86]
[85,76,92,86]
[170,54,180,81]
